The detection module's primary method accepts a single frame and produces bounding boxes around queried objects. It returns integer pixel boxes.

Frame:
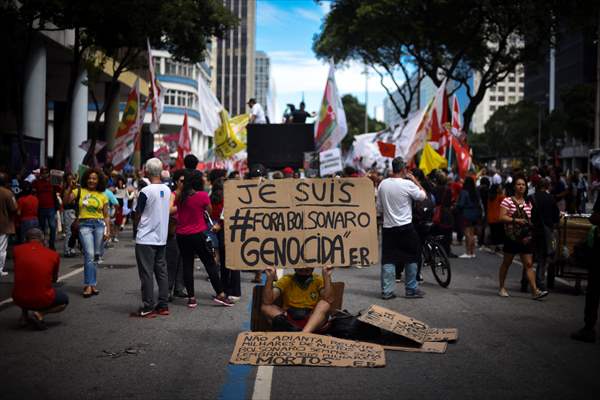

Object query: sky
[256,0,389,123]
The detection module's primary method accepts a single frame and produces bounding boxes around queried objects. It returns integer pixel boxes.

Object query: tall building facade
[214,0,256,116]
[471,65,525,133]
[255,50,270,115]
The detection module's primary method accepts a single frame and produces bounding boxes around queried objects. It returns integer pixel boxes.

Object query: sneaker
[448,253,459,258]
[112,237,119,243]
[155,306,170,316]
[0,270,8,277]
[570,328,596,343]
[532,290,549,300]
[213,295,234,307]
[173,289,188,298]
[469,254,476,259]
[228,296,241,304]
[498,288,510,297]
[272,314,301,332]
[30,313,47,331]
[417,274,424,282]
[405,289,425,298]
[458,253,471,259]
[132,307,157,318]
[381,293,397,300]
[187,297,198,308]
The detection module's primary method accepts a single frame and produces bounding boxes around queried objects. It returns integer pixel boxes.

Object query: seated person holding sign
[262,266,334,333]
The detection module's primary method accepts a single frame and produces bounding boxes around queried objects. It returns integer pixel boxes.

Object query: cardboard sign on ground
[425,328,459,342]
[224,178,379,270]
[230,332,385,368]
[358,305,430,344]
[384,342,447,354]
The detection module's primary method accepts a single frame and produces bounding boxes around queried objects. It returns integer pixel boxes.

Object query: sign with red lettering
[224,178,379,270]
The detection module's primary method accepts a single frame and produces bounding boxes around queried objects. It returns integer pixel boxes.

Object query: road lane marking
[0,266,84,311]
[252,366,273,400]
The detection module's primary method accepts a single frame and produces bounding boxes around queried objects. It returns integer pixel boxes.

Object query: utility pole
[363,65,368,133]
[538,103,542,166]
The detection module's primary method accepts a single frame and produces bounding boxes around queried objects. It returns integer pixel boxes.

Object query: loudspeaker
[247,124,315,170]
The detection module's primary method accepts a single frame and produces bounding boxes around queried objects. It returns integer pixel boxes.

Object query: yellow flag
[229,114,250,144]
[214,110,246,159]
[419,142,448,175]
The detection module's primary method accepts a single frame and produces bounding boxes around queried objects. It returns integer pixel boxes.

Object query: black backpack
[412,192,435,226]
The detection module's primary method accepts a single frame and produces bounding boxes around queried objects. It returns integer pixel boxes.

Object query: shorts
[462,218,480,228]
[503,238,534,255]
[30,290,69,311]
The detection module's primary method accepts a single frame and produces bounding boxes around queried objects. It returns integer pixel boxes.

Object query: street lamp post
[538,103,542,166]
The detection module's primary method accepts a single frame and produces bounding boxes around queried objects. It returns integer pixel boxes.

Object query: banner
[223,178,379,270]
[197,73,222,137]
[214,110,246,159]
[314,64,347,152]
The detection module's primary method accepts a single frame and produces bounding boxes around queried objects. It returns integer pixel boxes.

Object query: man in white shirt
[133,158,172,317]
[377,157,427,299]
[247,98,267,124]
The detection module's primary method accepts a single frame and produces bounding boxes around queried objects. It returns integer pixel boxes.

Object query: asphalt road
[0,231,598,400]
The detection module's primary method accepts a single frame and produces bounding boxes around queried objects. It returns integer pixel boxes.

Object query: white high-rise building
[471,65,525,133]
[255,51,270,117]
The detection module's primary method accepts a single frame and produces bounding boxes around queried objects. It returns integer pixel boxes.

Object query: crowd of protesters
[0,158,598,341]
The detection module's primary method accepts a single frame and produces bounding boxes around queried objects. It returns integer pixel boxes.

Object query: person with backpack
[411,169,435,281]
[497,176,549,300]
[456,176,482,258]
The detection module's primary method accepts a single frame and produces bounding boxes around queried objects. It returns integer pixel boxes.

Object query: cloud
[293,8,323,23]
[256,2,286,27]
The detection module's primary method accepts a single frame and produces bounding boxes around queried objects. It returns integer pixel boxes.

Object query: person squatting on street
[497,176,549,300]
[133,158,171,318]
[64,168,110,298]
[261,266,334,333]
[175,170,233,308]
[12,228,68,330]
[378,157,427,299]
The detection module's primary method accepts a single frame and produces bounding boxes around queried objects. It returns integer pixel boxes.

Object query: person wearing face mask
[261,266,334,333]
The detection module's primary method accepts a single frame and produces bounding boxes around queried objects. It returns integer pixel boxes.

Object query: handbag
[504,197,532,245]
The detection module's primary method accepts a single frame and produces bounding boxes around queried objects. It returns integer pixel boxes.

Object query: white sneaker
[228,296,241,303]
[469,254,477,259]
[0,271,8,277]
[458,253,471,259]
[499,288,510,297]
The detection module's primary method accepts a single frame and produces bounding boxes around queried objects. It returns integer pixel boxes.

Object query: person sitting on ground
[261,266,334,333]
[12,228,68,330]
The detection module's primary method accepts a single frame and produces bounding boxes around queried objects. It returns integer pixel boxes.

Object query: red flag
[451,136,471,178]
[451,96,462,138]
[175,113,190,169]
[147,39,164,134]
[377,141,396,158]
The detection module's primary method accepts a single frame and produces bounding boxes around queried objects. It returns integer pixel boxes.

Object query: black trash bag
[327,310,381,341]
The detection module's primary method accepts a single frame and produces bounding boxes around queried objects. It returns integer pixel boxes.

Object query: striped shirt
[500,197,532,219]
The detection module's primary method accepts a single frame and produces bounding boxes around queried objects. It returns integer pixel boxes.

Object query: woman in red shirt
[17,182,39,242]
[175,170,232,308]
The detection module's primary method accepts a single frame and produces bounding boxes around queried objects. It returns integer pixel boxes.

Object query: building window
[497,96,505,102]
[154,58,161,74]
[508,86,516,92]
[519,86,524,92]
[497,86,505,92]
[490,86,496,92]
[490,96,496,101]
[490,106,496,112]
[508,96,515,102]
[508,76,515,82]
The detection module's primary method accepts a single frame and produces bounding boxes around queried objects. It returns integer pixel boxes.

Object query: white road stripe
[0,266,84,311]
[252,366,274,400]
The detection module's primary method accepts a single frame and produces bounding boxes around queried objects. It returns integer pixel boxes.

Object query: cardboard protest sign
[230,332,385,368]
[384,342,447,354]
[358,305,429,344]
[319,148,343,176]
[224,177,379,270]
[425,328,459,342]
[50,169,64,186]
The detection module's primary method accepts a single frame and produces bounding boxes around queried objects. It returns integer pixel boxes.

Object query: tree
[314,0,562,132]
[341,94,386,150]
[0,0,238,168]
[478,101,539,165]
[560,84,595,144]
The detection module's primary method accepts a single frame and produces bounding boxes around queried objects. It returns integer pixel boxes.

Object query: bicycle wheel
[430,243,451,288]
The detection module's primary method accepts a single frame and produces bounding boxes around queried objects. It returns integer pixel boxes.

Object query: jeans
[0,234,7,272]
[20,219,39,243]
[38,207,56,249]
[382,262,418,295]
[79,219,105,286]
[135,244,169,309]
[176,232,223,298]
[63,209,77,254]
[166,234,185,293]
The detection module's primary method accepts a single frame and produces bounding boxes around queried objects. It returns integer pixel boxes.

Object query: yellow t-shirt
[273,274,324,310]
[73,188,108,220]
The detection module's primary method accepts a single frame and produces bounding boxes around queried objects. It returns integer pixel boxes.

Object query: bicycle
[420,234,452,287]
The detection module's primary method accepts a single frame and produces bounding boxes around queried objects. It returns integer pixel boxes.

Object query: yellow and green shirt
[73,188,108,220]
[273,274,324,310]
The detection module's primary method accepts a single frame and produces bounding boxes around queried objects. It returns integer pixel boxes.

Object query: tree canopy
[314,0,563,132]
